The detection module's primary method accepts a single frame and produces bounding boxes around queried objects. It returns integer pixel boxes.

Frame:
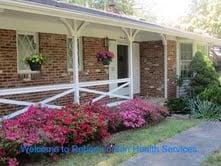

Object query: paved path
[121,121,221,166]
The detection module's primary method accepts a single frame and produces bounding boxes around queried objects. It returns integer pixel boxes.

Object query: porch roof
[1,0,221,45]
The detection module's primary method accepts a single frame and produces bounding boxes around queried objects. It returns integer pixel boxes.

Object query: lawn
[35,119,199,166]
[202,149,221,166]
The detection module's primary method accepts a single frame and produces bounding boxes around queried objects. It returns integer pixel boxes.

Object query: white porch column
[121,28,139,99]
[128,31,134,99]
[60,19,89,104]
[72,33,80,103]
[161,34,168,99]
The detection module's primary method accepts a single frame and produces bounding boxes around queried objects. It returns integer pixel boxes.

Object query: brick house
[0,0,221,119]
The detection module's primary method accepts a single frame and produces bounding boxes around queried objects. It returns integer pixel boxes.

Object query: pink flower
[117,99,169,128]
[96,51,114,60]
[8,158,19,166]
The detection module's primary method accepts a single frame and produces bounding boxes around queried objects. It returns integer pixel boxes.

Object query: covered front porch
[0,1,174,120]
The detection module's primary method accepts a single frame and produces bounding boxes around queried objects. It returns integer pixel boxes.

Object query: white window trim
[16,31,39,74]
[67,36,83,72]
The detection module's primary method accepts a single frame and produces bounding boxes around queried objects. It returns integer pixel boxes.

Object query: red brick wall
[80,37,108,81]
[0,29,17,88]
[0,30,71,88]
[167,40,177,99]
[0,29,108,115]
[139,40,177,99]
[140,41,164,97]
[79,37,109,102]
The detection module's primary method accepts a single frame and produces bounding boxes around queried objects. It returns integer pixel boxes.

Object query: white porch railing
[0,78,130,121]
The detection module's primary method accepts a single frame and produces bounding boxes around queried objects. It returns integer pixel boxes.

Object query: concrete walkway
[121,121,221,166]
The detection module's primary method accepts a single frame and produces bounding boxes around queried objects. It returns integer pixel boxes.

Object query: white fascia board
[1,0,221,45]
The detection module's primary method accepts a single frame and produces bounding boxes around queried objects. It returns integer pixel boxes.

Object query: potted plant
[96,51,114,65]
[25,54,47,71]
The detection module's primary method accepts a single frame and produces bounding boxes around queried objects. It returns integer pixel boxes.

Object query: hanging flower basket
[96,51,114,65]
[25,54,47,71]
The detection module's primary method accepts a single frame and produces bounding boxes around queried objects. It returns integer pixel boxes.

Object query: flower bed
[117,99,169,129]
[0,99,168,166]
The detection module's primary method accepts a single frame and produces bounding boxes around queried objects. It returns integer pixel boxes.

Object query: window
[197,44,208,56]
[17,32,38,72]
[67,37,83,71]
[180,43,193,60]
[179,43,193,79]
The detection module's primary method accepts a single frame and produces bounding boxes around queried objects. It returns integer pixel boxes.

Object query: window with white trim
[179,43,193,79]
[67,37,83,71]
[17,32,38,72]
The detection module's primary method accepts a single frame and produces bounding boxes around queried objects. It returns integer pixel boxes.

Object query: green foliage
[188,51,220,96]
[166,98,189,114]
[199,84,221,105]
[25,54,47,65]
[187,97,221,120]
[182,0,221,38]
[175,75,184,87]
[114,0,134,15]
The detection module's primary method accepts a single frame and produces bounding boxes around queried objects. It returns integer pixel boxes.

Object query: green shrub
[187,97,221,120]
[166,98,189,114]
[188,51,220,96]
[199,84,221,105]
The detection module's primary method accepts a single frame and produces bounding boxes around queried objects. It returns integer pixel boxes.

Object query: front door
[117,45,128,86]
[109,41,140,95]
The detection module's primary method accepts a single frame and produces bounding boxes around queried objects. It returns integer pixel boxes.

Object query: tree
[181,0,221,38]
[188,51,220,96]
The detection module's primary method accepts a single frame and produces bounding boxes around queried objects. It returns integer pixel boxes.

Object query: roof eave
[1,0,221,45]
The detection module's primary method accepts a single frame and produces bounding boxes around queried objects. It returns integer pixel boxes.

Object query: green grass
[202,149,221,166]
[37,119,199,166]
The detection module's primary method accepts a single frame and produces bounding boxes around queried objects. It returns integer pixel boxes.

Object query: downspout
[161,34,168,99]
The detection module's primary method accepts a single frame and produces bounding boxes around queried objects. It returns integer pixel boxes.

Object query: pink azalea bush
[118,99,169,128]
[0,103,111,165]
[0,99,168,165]
[119,110,145,128]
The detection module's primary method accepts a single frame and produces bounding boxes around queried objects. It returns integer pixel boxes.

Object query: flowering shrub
[96,51,114,65]
[62,104,110,144]
[87,102,120,131]
[118,99,169,128]
[0,99,168,165]
[119,110,146,128]
[0,124,19,166]
[0,103,111,165]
